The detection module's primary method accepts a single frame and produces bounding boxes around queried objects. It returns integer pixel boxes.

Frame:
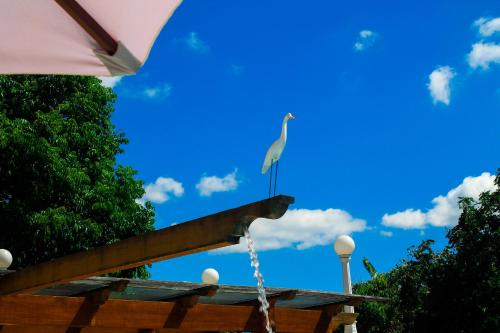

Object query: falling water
[244,228,273,333]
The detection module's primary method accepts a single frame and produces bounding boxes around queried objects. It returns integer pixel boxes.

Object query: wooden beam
[0,195,293,295]
[0,293,356,333]
[151,285,220,331]
[154,285,219,313]
[4,326,202,333]
[311,304,343,333]
[329,313,358,332]
[65,280,130,333]
[230,289,297,332]
[54,0,118,55]
[231,289,297,306]
[345,296,364,307]
[69,280,129,305]
[155,285,219,303]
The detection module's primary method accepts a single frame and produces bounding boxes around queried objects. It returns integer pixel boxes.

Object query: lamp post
[334,235,358,333]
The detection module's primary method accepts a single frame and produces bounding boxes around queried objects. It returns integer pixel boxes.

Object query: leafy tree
[442,179,500,331]
[354,169,500,332]
[0,75,154,278]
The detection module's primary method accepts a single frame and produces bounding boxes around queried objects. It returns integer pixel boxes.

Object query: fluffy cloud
[215,208,367,253]
[196,170,239,197]
[382,172,496,229]
[383,209,426,229]
[474,17,500,37]
[185,32,209,53]
[467,42,500,70]
[137,177,184,205]
[143,83,172,99]
[99,76,122,88]
[427,66,455,105]
[354,30,377,51]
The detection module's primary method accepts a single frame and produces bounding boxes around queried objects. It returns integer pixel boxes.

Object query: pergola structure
[0,195,385,332]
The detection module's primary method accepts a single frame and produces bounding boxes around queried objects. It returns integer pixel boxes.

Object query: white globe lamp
[201,268,219,285]
[334,235,358,333]
[0,249,13,270]
[334,235,355,256]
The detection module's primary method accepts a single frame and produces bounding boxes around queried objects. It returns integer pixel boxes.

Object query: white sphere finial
[0,249,13,269]
[201,268,219,284]
[334,235,355,256]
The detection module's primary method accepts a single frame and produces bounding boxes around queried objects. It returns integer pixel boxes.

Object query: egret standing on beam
[261,113,295,198]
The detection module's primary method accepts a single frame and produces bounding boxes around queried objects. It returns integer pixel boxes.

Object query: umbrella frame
[55,0,118,55]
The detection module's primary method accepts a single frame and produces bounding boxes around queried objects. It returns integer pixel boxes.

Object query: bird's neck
[280,118,288,141]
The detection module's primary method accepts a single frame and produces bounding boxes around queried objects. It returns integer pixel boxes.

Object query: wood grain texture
[0,293,356,333]
[0,196,293,295]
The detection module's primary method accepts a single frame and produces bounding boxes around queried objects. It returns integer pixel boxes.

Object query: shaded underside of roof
[25,275,386,308]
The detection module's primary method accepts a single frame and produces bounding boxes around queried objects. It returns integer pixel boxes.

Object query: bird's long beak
[290,114,296,119]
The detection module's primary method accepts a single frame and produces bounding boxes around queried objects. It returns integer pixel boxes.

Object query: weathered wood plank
[0,326,200,333]
[328,313,358,333]
[231,289,297,306]
[0,195,293,295]
[311,304,343,333]
[69,280,129,305]
[0,293,357,333]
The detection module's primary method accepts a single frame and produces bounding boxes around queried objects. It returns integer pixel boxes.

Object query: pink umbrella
[0,0,182,76]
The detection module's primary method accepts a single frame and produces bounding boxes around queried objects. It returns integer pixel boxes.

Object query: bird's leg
[268,162,273,199]
[274,159,279,197]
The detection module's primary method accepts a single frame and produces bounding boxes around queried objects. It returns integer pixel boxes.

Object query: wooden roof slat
[69,280,129,305]
[155,285,219,302]
[0,195,294,295]
[64,280,130,333]
[0,326,202,333]
[0,294,356,333]
[154,285,219,313]
[231,289,298,306]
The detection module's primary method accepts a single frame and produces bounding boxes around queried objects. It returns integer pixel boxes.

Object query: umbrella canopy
[0,0,182,76]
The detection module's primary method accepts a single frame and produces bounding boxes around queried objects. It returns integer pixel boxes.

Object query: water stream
[244,228,273,333]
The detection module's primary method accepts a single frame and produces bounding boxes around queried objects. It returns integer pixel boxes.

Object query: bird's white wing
[261,148,273,174]
[261,139,283,174]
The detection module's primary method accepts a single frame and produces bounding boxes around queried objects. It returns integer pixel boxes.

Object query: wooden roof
[0,274,386,333]
[31,276,385,308]
[0,195,386,332]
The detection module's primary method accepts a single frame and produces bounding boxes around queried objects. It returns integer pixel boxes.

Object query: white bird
[262,113,295,197]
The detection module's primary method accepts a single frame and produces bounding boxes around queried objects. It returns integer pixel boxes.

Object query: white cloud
[143,83,172,99]
[185,32,209,53]
[214,208,367,253]
[474,17,500,37]
[382,172,496,230]
[196,170,239,197]
[354,30,377,51]
[427,66,455,105]
[137,177,184,205]
[383,209,426,229]
[379,230,394,237]
[99,76,122,88]
[467,42,500,69]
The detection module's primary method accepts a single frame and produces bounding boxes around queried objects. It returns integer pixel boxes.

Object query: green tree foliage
[354,170,500,332]
[0,75,155,278]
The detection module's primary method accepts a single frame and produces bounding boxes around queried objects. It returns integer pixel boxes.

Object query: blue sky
[105,0,500,292]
